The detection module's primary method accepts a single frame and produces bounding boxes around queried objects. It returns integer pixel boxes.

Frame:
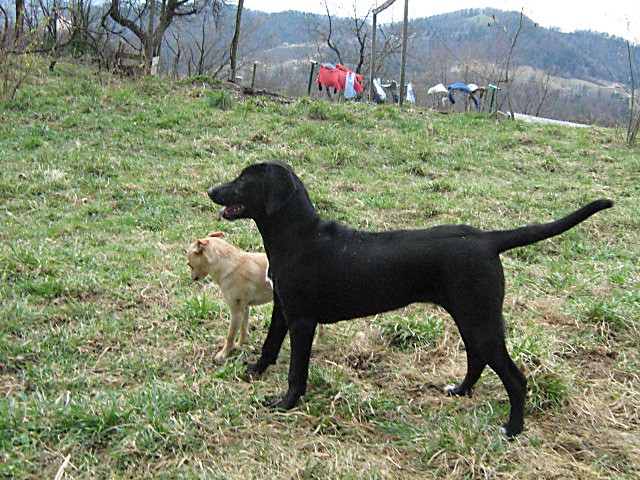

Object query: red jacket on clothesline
[317,64,364,92]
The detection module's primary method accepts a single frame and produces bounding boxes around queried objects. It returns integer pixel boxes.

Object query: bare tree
[516,68,557,117]
[353,7,370,74]
[162,5,264,81]
[15,0,25,47]
[309,0,371,74]
[187,10,208,75]
[28,0,67,51]
[315,0,343,65]
[163,27,182,76]
[373,22,404,80]
[180,5,228,77]
[229,0,242,82]
[104,0,223,68]
[11,0,108,64]
[67,0,95,56]
[488,10,536,119]
[0,4,8,47]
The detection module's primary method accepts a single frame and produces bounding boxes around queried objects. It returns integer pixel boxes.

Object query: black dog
[208,161,612,437]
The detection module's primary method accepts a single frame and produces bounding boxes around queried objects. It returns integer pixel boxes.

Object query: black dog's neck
[256,186,320,258]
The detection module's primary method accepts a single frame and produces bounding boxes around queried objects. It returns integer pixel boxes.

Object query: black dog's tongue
[215,204,245,221]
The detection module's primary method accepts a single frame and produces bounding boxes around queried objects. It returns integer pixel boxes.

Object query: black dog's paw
[263,390,301,411]
[444,384,473,397]
[501,422,523,438]
[261,396,280,409]
[271,398,296,411]
[242,362,266,382]
[261,396,291,411]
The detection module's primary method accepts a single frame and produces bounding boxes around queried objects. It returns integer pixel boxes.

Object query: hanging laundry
[406,83,415,104]
[428,83,448,95]
[373,78,387,103]
[317,64,364,94]
[448,82,479,109]
[344,71,357,99]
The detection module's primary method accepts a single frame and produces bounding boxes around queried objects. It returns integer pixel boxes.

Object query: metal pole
[399,0,409,106]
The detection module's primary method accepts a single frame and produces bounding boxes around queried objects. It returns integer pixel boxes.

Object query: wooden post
[399,0,409,107]
[489,84,500,118]
[370,1,397,102]
[251,62,258,88]
[369,13,377,102]
[307,60,318,95]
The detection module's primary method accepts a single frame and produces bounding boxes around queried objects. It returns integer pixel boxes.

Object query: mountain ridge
[239,7,637,89]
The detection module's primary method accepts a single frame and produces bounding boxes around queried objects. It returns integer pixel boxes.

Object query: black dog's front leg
[271,319,317,410]
[246,296,287,379]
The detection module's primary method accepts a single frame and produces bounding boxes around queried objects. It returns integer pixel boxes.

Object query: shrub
[207,89,235,110]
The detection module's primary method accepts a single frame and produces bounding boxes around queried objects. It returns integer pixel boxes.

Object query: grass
[0,58,638,478]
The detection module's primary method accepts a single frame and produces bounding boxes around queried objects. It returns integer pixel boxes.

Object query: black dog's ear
[263,163,297,215]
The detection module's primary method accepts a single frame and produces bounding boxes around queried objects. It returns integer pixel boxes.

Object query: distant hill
[239,7,636,89]
[410,9,635,85]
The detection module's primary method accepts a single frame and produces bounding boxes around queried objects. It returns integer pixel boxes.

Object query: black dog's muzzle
[208,185,246,221]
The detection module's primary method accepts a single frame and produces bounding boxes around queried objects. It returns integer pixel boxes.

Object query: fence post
[251,62,258,89]
[399,0,409,106]
[307,60,318,95]
[488,84,499,115]
[369,13,377,102]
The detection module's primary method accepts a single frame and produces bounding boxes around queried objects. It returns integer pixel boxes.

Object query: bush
[0,51,37,100]
[207,89,235,110]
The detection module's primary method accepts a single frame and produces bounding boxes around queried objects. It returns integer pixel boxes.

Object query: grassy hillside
[1,60,638,479]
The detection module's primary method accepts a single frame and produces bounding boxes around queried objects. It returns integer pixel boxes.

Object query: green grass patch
[207,89,235,110]
[378,315,446,350]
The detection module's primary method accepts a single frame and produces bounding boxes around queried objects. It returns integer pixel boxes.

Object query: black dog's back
[264,200,614,324]
[289,221,494,322]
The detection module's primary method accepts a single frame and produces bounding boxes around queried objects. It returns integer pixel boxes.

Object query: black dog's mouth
[216,204,245,221]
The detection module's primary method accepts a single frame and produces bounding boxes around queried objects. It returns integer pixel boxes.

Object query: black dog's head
[208,161,298,221]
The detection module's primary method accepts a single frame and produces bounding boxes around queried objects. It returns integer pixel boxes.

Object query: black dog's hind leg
[271,319,317,410]
[486,339,528,437]
[448,308,527,437]
[246,296,287,378]
[445,305,490,396]
[445,338,486,397]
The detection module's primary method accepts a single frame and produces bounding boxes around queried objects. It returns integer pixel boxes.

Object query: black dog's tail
[489,199,613,254]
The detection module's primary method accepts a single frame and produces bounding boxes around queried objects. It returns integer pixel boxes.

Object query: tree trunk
[146,0,156,68]
[1,4,9,47]
[14,0,25,47]
[229,0,244,83]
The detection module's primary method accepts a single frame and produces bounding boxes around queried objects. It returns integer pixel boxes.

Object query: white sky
[243,1,640,42]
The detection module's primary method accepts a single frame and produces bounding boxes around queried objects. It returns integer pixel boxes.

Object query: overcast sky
[243,1,639,41]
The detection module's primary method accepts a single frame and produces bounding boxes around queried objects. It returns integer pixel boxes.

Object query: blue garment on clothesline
[448,82,479,109]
